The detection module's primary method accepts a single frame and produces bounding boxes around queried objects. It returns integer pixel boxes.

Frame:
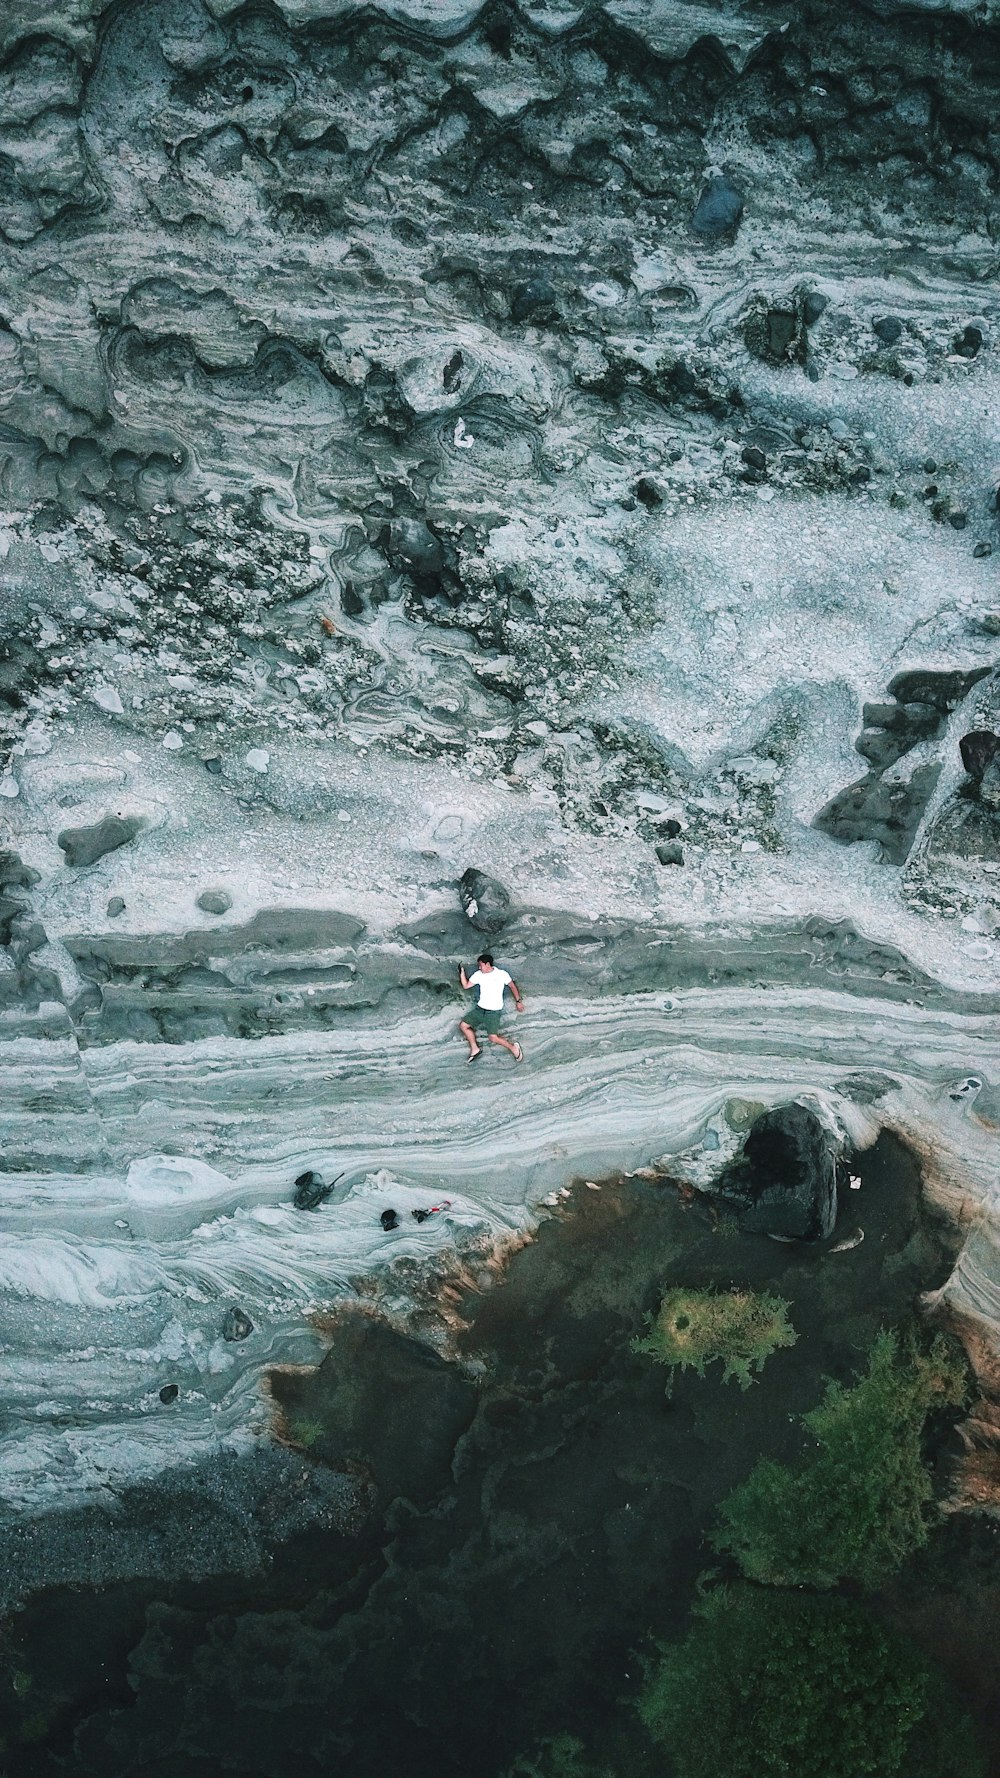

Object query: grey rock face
[459,868,511,935]
[57,816,144,868]
[719,1102,840,1242]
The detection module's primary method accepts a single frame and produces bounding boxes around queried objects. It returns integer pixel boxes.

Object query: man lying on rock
[458,952,524,1063]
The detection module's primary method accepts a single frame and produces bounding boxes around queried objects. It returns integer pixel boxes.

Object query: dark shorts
[465,1006,504,1036]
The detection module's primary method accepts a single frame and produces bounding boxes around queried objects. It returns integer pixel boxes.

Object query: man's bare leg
[488,1033,524,1061]
[459,1020,482,1060]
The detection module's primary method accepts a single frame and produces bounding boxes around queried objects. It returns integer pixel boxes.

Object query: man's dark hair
[477,952,494,967]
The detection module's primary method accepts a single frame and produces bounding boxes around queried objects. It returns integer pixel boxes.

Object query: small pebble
[162,731,183,751]
[106,895,126,918]
[246,748,269,773]
[203,754,223,774]
[159,1384,179,1404]
[973,542,993,559]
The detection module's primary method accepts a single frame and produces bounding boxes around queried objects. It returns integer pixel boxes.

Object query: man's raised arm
[459,964,472,990]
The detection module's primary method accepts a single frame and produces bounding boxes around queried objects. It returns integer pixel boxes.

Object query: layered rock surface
[3,0,1000,1561]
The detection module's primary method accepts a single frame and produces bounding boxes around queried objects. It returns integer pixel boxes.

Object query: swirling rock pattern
[3,0,1000,1566]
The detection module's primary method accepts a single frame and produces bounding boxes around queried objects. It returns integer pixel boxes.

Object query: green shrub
[713,1327,968,1588]
[503,1734,613,1778]
[640,1584,983,1778]
[632,1287,796,1390]
[288,1415,324,1450]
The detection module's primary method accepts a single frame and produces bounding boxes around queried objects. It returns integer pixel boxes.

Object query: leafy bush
[632,1287,796,1390]
[640,1584,984,1778]
[713,1327,968,1587]
[288,1415,324,1450]
[503,1735,613,1778]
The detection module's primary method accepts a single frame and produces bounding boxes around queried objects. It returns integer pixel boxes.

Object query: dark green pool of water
[2,1133,996,1777]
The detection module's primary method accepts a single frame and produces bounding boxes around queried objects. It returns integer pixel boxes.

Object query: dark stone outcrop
[293,1170,335,1212]
[887,666,990,710]
[719,1102,839,1242]
[691,176,743,239]
[960,730,1000,780]
[58,815,144,868]
[814,763,941,865]
[222,1308,254,1343]
[459,868,511,934]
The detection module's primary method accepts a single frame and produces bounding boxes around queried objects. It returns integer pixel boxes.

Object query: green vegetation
[639,1585,984,1778]
[713,1328,968,1587]
[503,1735,614,1778]
[632,1286,796,1390]
[287,1415,325,1450]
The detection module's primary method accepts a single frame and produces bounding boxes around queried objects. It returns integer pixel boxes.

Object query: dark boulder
[385,518,444,579]
[159,1383,179,1404]
[802,292,827,326]
[0,852,40,890]
[510,278,559,323]
[655,841,684,865]
[814,763,941,865]
[691,176,744,240]
[197,888,233,915]
[58,814,144,868]
[635,476,663,508]
[873,315,903,345]
[887,665,989,711]
[960,730,1000,779]
[459,867,511,934]
[980,758,1000,811]
[380,1208,400,1231]
[293,1169,335,1212]
[719,1102,839,1241]
[954,324,983,359]
[222,1307,254,1343]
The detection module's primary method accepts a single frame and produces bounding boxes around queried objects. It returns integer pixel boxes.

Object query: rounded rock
[197,888,233,915]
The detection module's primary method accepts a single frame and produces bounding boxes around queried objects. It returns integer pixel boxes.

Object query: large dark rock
[293,1170,335,1211]
[719,1102,839,1241]
[510,278,559,323]
[385,518,444,578]
[691,176,743,240]
[222,1307,254,1343]
[814,763,941,865]
[58,815,144,868]
[887,666,989,711]
[459,867,511,934]
[960,730,1000,779]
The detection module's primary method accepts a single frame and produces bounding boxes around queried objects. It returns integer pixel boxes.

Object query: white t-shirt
[468,967,512,1011]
